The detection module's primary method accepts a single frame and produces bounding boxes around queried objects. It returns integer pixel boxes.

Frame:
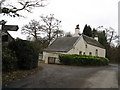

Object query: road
[3,63,118,88]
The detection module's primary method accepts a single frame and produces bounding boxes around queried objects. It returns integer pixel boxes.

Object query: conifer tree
[83,24,92,37]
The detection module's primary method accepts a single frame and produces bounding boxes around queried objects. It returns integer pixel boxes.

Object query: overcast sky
[0,0,119,40]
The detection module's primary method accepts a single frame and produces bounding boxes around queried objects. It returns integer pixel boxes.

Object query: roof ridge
[72,35,82,47]
[82,34,105,49]
[82,34,94,40]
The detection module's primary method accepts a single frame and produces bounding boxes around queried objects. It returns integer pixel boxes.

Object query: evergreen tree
[92,28,97,38]
[83,24,92,37]
[98,31,107,47]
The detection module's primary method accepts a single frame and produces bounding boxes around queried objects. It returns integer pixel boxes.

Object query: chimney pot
[74,24,80,36]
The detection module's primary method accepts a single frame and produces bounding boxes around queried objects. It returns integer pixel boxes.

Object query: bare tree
[21,14,63,43]
[53,30,64,38]
[0,0,47,17]
[97,26,118,45]
[65,32,72,37]
[21,19,42,41]
[40,14,62,44]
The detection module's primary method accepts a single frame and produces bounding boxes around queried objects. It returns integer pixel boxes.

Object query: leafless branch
[1,0,47,17]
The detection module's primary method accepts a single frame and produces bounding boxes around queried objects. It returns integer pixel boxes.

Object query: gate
[48,57,56,64]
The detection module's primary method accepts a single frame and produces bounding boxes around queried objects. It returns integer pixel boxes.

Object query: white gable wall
[43,51,61,63]
[68,36,86,54]
[68,36,106,57]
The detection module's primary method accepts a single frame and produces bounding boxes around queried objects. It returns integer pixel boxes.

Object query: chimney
[74,24,80,36]
[94,35,98,41]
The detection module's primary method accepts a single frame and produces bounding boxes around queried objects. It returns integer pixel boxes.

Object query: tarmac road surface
[3,63,118,88]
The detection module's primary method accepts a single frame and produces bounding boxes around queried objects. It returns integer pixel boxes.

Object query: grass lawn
[2,66,43,84]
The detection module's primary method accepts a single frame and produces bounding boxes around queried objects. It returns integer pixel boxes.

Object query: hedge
[59,54,109,66]
[8,39,39,70]
[2,47,18,72]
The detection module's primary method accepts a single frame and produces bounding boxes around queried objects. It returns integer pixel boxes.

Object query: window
[96,49,98,56]
[79,51,82,55]
[85,44,87,48]
[83,52,85,55]
[89,52,92,56]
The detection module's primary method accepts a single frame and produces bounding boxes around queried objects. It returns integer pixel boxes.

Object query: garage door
[48,57,56,64]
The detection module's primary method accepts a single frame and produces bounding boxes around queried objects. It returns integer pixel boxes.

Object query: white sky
[0,0,119,40]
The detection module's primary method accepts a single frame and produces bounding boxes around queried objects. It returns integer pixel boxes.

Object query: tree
[53,30,64,38]
[40,14,62,44]
[97,26,118,46]
[94,26,119,63]
[97,31,107,47]
[21,19,42,41]
[83,24,92,37]
[65,32,72,37]
[31,39,49,53]
[117,45,120,63]
[0,0,47,17]
[92,28,97,38]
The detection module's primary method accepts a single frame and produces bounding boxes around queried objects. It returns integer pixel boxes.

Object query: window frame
[89,52,92,56]
[95,49,98,56]
[79,51,82,55]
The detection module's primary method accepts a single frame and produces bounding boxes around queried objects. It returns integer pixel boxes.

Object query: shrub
[59,54,109,66]
[8,39,39,70]
[2,47,18,72]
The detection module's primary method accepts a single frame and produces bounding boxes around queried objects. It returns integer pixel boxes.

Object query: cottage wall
[86,44,106,57]
[43,51,61,63]
[68,36,86,54]
[68,36,106,57]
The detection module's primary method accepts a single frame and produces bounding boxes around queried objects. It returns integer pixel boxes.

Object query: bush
[8,39,39,70]
[2,47,18,72]
[59,54,109,66]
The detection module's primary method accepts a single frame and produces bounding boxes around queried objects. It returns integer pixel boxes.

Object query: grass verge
[2,66,43,84]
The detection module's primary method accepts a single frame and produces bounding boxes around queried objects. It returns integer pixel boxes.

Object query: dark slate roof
[44,37,79,52]
[44,34,105,52]
[82,34,105,49]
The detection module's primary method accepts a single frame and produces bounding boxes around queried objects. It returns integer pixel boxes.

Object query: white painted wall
[68,36,106,57]
[68,36,86,54]
[43,51,61,63]
[86,44,106,57]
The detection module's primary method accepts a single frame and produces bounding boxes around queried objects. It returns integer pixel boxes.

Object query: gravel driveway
[3,63,118,88]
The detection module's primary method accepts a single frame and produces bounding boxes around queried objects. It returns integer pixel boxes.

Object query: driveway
[3,63,118,88]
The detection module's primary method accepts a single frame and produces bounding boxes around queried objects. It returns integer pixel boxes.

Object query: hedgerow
[2,47,18,72]
[8,39,39,70]
[59,54,109,66]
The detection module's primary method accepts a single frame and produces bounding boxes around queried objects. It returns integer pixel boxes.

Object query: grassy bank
[2,66,43,84]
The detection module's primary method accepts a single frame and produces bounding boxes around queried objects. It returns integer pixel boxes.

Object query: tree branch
[1,0,47,17]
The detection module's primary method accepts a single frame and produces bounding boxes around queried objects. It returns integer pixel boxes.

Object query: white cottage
[43,25,106,64]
